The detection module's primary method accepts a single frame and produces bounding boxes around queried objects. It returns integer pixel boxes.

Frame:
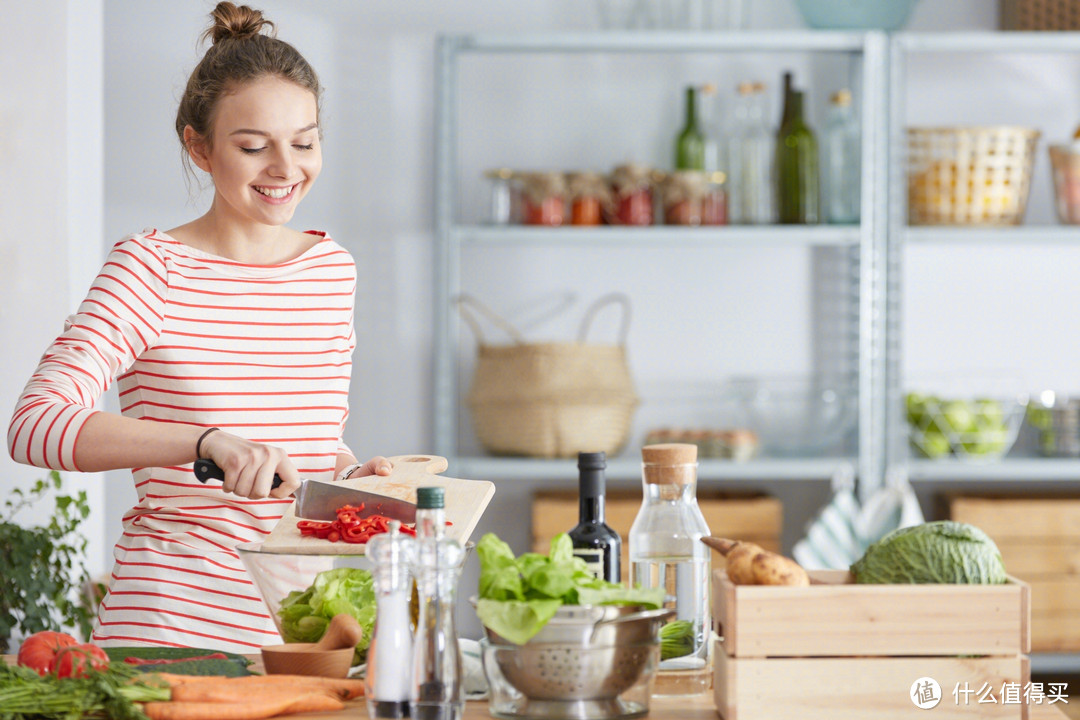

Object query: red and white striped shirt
[8,228,357,651]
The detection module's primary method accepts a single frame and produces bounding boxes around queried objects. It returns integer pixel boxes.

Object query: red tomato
[16,631,78,676]
[52,643,109,678]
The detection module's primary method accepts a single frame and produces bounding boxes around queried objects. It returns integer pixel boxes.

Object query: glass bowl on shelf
[727,375,857,457]
[904,373,1029,463]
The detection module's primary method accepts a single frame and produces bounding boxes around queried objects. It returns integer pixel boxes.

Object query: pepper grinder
[366,520,416,718]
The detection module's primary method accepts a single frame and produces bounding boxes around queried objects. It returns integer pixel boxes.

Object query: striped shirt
[7,228,357,651]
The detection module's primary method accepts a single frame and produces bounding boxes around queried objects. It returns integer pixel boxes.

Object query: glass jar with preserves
[521,172,567,226]
[566,171,610,226]
[662,170,725,226]
[607,163,654,226]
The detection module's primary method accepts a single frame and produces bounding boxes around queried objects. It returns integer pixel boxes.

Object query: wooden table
[1,656,1069,718]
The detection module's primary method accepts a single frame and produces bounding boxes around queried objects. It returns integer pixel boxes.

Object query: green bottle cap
[416,486,445,510]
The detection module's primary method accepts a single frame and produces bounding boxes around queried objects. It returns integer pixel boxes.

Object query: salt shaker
[410,487,466,720]
[366,520,416,718]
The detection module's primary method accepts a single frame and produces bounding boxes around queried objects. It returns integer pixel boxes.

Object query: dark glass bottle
[569,452,621,583]
[675,85,705,171]
[776,72,820,224]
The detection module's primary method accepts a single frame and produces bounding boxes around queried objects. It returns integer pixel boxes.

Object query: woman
[7,2,387,651]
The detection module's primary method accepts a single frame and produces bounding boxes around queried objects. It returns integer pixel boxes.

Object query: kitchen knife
[193,458,417,523]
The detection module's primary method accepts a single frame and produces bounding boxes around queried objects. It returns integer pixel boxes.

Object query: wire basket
[907,126,1041,226]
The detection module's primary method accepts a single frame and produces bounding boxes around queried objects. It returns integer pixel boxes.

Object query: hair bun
[205,2,275,44]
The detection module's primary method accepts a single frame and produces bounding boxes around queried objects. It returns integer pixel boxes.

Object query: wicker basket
[458,294,639,459]
[907,126,1041,226]
[1000,0,1080,30]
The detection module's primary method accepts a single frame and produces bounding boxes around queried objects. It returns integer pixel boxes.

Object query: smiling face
[186,75,321,230]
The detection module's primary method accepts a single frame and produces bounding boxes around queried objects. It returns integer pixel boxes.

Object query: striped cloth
[7,228,356,651]
[793,468,925,571]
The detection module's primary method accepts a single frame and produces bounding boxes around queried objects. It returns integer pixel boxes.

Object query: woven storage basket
[458,294,639,459]
[907,126,1040,226]
[1000,0,1080,29]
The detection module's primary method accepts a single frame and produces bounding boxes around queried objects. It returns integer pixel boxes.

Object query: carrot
[141,692,343,720]
[145,672,230,688]
[167,674,365,700]
[170,683,340,706]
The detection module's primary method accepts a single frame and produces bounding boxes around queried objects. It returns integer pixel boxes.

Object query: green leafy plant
[0,471,96,653]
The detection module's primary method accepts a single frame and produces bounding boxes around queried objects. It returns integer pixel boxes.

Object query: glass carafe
[628,443,711,695]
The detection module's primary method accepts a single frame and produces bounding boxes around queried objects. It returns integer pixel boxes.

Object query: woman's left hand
[348,456,393,478]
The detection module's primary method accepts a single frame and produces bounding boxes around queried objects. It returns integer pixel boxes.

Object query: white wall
[0,1,106,585]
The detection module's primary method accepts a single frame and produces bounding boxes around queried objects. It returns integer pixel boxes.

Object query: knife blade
[193,459,417,523]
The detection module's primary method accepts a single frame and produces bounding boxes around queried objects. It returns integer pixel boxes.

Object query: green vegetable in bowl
[475,533,665,645]
[279,567,375,665]
[851,521,1007,585]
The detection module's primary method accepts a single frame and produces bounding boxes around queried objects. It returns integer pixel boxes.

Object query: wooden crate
[713,569,1031,719]
[532,490,781,579]
[950,495,1080,653]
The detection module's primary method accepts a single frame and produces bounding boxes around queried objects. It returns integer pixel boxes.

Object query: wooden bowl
[260,643,354,678]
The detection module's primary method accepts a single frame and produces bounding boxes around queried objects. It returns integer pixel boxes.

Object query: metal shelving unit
[888,32,1080,671]
[434,31,890,490]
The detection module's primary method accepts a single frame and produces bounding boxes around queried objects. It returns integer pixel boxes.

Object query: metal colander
[479,605,673,720]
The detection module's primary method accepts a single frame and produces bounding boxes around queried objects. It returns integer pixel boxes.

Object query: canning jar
[521,172,567,227]
[662,170,726,226]
[608,164,654,226]
[567,171,610,226]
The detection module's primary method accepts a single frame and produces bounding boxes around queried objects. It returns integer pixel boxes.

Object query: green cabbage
[851,521,1007,585]
[278,567,376,665]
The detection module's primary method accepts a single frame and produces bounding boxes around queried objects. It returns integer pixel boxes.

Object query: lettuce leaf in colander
[850,521,1007,584]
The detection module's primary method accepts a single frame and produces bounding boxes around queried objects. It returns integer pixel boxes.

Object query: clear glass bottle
[728,81,776,225]
[366,521,416,719]
[484,168,516,225]
[568,451,621,582]
[628,443,711,696]
[698,83,723,175]
[410,486,466,720]
[776,72,820,224]
[822,89,861,224]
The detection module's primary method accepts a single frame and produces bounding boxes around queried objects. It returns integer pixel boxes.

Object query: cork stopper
[831,89,852,107]
[641,443,698,485]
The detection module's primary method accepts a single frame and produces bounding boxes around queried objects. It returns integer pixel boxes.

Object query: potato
[750,551,810,587]
[725,541,765,585]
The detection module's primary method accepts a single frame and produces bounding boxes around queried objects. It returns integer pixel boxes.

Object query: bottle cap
[416,486,445,510]
[578,451,607,471]
[641,443,698,485]
[831,89,852,106]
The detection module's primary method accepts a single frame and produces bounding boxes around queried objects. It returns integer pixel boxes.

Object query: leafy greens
[475,532,665,645]
[278,567,376,665]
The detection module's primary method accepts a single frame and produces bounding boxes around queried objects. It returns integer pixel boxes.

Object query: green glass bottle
[776,73,820,224]
[675,85,705,171]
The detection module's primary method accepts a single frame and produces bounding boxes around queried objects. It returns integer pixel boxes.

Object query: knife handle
[193,459,284,489]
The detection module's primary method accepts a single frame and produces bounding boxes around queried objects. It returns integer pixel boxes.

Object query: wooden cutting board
[260,454,495,555]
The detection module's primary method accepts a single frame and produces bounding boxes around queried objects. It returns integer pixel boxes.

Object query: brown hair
[176,2,322,171]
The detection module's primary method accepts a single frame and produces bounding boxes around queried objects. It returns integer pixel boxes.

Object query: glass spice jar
[483,168,516,225]
[608,163,654,226]
[521,172,567,227]
[567,171,610,226]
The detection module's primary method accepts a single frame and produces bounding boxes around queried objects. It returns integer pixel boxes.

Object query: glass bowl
[793,0,920,30]
[728,375,857,456]
[906,393,1028,462]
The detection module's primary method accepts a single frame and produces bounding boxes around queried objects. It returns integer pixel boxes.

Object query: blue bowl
[793,0,920,31]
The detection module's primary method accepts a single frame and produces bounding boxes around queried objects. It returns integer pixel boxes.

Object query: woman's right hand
[199,431,300,499]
